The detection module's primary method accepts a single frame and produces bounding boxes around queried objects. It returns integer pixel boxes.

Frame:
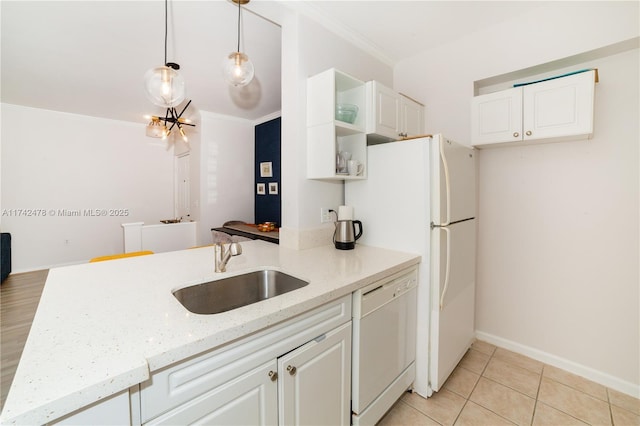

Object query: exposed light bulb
[161,83,171,96]
[222,52,254,87]
[144,65,186,107]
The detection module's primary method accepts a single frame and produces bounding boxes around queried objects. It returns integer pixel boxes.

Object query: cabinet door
[307,68,367,180]
[372,82,401,139]
[522,70,595,141]
[146,360,278,426]
[278,323,351,426]
[471,87,522,146]
[400,95,424,137]
[174,153,190,219]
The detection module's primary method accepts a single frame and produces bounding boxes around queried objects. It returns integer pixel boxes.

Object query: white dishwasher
[352,266,418,425]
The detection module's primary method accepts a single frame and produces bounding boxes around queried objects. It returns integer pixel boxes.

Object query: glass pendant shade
[222,52,254,87]
[144,65,186,107]
[145,119,167,138]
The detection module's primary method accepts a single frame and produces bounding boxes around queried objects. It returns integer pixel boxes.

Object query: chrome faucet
[214,242,242,272]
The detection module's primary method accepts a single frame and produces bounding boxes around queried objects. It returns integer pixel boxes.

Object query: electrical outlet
[320,208,333,223]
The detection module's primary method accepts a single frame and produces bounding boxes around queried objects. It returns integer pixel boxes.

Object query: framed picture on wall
[268,182,278,195]
[260,162,273,178]
[257,183,266,195]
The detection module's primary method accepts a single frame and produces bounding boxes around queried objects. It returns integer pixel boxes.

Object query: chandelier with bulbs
[143,0,259,141]
[143,0,194,142]
[145,100,195,142]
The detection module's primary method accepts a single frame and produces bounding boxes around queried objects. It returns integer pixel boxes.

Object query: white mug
[347,160,363,176]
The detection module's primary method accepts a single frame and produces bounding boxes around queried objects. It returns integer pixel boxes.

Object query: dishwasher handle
[363,285,384,297]
[358,282,397,318]
[357,271,418,318]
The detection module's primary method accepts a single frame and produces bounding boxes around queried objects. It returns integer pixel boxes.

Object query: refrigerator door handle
[439,226,451,311]
[439,139,452,226]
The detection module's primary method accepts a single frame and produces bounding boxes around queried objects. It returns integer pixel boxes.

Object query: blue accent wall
[255,117,281,226]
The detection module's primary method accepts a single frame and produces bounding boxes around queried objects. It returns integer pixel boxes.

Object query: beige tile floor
[378,341,640,426]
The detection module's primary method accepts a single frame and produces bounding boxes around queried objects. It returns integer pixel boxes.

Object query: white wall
[0,106,259,269]
[0,104,174,271]
[279,11,393,248]
[395,2,639,394]
[195,111,255,245]
[477,49,639,392]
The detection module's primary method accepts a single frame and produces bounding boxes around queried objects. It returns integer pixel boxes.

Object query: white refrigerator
[345,134,476,397]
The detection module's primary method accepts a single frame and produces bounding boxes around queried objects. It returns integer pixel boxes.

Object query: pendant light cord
[164,0,168,65]
[236,0,241,53]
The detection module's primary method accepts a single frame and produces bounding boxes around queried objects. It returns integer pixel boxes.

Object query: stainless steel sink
[173,270,309,314]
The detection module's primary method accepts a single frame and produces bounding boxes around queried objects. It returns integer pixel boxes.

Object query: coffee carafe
[334,220,363,250]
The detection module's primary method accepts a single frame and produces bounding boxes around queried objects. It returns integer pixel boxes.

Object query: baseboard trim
[11,260,87,274]
[475,331,640,399]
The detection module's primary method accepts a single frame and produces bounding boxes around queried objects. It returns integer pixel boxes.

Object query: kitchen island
[0,240,420,425]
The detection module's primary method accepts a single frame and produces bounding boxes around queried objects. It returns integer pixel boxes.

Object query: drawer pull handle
[287,365,297,376]
[513,132,519,138]
[268,371,278,381]
[526,130,532,136]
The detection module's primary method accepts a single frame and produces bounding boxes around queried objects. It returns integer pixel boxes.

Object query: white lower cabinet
[278,322,351,426]
[139,295,351,425]
[145,360,278,425]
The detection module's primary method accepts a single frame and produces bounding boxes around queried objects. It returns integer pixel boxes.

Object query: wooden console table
[212,223,279,244]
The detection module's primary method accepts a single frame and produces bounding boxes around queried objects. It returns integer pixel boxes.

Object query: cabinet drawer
[140,295,351,422]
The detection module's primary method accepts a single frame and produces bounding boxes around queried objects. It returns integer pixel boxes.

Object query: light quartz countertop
[0,240,420,425]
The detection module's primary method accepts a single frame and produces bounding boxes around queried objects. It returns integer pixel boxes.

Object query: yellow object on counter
[89,251,154,263]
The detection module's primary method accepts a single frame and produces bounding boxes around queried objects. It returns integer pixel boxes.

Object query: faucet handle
[229,242,242,256]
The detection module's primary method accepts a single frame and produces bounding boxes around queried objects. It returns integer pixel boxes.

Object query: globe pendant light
[144,0,186,107]
[144,63,185,108]
[222,0,254,87]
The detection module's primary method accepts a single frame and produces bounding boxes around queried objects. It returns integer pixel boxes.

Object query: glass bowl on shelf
[335,104,358,124]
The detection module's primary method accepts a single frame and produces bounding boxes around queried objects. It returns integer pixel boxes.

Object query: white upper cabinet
[401,95,425,137]
[366,81,425,144]
[471,70,596,147]
[367,82,400,139]
[307,68,367,180]
[470,87,523,145]
[306,71,426,179]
